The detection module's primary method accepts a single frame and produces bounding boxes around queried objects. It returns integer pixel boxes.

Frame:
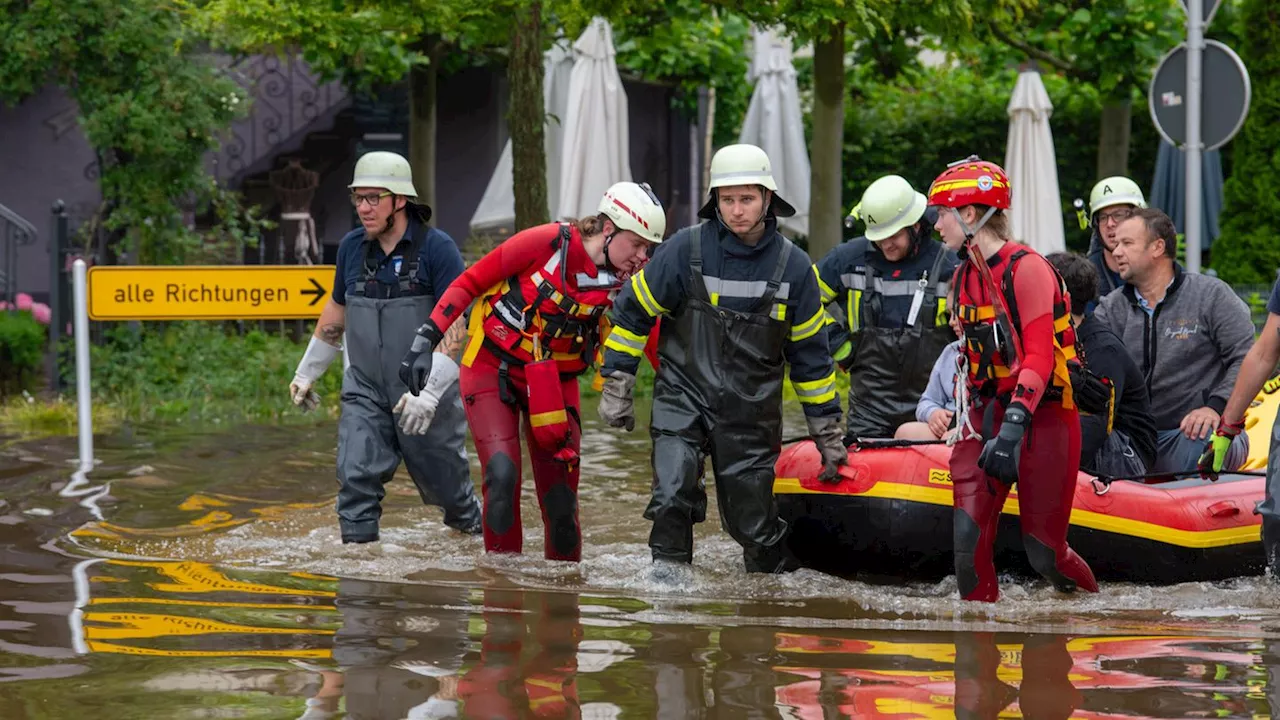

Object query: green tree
[973,0,1183,179]
[0,0,269,263]
[191,0,502,214]
[611,3,753,148]
[511,1,550,229]
[1207,0,1280,284]
[704,1,986,261]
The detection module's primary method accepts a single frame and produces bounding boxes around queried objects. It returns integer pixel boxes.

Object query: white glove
[290,336,341,412]
[393,352,458,435]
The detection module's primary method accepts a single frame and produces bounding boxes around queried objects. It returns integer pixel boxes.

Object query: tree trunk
[510,1,548,231]
[409,40,441,214]
[807,22,846,260]
[1096,98,1132,179]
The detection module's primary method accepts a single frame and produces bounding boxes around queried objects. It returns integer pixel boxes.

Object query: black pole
[48,200,66,393]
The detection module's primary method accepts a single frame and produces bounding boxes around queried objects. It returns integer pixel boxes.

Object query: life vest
[953,247,1078,410]
[463,223,621,377]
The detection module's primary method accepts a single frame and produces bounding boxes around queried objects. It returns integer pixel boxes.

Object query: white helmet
[1089,176,1147,217]
[349,151,419,198]
[858,175,927,242]
[697,143,796,219]
[598,181,666,243]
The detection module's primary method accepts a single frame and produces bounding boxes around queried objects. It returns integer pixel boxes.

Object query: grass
[0,392,123,440]
[2,320,854,441]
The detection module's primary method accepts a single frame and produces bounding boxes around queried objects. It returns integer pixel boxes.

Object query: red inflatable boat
[774,441,1266,584]
[772,379,1280,583]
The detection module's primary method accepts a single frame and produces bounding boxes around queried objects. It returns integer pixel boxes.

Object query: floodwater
[4,402,1280,718]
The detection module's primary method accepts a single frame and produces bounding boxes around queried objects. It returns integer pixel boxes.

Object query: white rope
[948,352,981,446]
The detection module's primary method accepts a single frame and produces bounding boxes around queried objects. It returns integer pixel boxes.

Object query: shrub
[89,322,342,424]
[0,310,46,397]
[842,62,1162,254]
[1208,0,1280,284]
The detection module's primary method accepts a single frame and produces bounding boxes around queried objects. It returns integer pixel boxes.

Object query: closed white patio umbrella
[1005,68,1065,254]
[739,26,810,237]
[469,39,575,234]
[556,17,632,222]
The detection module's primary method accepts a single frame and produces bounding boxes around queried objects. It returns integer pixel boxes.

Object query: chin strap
[601,229,620,274]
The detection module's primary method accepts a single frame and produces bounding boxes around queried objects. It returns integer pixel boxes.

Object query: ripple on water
[51,416,1280,638]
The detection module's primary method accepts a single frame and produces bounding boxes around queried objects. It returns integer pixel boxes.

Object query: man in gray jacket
[1094,207,1253,475]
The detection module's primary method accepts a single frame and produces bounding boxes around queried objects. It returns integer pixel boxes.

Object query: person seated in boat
[1093,208,1253,475]
[1199,270,1280,577]
[894,313,962,442]
[929,155,1098,603]
[816,175,960,441]
[1047,251,1157,478]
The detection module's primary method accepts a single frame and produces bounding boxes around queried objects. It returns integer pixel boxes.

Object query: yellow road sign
[87,265,336,321]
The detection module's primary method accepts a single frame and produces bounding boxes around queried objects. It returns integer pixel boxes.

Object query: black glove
[1068,362,1112,416]
[977,402,1029,492]
[399,321,443,395]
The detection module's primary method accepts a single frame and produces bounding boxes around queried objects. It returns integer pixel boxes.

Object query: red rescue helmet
[927,156,1011,210]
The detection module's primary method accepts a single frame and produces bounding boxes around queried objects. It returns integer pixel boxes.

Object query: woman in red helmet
[399,182,665,562]
[928,156,1098,602]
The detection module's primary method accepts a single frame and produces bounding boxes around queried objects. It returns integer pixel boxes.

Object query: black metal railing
[210,54,350,186]
[0,202,37,309]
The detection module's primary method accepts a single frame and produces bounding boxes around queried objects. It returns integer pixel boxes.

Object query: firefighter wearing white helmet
[1087,176,1148,303]
[288,149,481,544]
[398,179,664,563]
[814,174,959,442]
[599,142,842,578]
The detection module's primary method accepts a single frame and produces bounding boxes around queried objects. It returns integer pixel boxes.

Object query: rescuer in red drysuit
[399,182,664,562]
[929,157,1099,602]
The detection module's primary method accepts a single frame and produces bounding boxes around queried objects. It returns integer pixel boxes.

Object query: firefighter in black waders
[597,143,847,575]
[817,174,959,440]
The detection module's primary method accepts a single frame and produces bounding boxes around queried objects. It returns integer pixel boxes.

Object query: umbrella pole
[1185,0,1205,273]
[703,86,717,192]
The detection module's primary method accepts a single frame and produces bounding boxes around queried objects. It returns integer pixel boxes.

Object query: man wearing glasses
[1084,176,1146,310]
[289,151,481,544]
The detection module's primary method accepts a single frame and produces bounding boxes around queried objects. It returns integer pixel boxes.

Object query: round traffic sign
[1148,39,1251,151]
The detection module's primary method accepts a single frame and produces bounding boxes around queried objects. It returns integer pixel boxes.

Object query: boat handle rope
[780,436,948,449]
[1091,468,1268,495]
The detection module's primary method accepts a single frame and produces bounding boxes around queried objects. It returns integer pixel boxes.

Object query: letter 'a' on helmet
[927,156,1012,210]
[1089,176,1147,217]
[859,175,928,242]
[349,151,419,198]
[697,143,797,219]
[598,181,667,243]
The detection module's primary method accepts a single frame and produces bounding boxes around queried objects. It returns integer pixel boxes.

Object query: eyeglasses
[350,191,392,208]
[1096,208,1135,225]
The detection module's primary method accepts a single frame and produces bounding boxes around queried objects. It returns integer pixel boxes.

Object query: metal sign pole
[1185,0,1204,273]
[73,259,93,471]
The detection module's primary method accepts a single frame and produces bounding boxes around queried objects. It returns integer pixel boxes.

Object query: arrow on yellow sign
[87,265,337,321]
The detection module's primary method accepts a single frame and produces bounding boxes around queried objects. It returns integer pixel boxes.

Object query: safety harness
[351,224,429,299]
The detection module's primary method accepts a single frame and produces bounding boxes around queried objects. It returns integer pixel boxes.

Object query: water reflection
[4,541,1280,717]
[8,418,1280,716]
